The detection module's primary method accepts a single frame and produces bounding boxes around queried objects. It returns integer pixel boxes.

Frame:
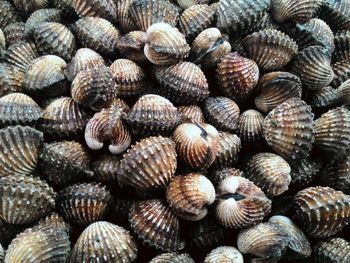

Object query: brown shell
[211,132,241,169]
[0,1,21,29]
[13,0,49,16]
[0,29,5,59]
[118,136,177,190]
[292,186,350,238]
[178,105,205,124]
[251,12,281,32]
[115,0,137,33]
[237,109,264,142]
[209,167,244,187]
[177,0,209,9]
[308,86,341,112]
[204,246,244,263]
[290,158,320,189]
[313,238,350,263]
[333,30,350,63]
[91,154,120,185]
[319,0,350,32]
[5,42,39,74]
[150,252,195,263]
[0,63,24,96]
[25,8,63,37]
[3,22,26,47]
[330,61,350,88]
[338,79,350,106]
[117,31,147,63]
[36,212,71,233]
[129,199,184,251]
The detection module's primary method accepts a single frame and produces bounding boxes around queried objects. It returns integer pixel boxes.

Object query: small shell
[3,22,27,47]
[211,132,241,169]
[57,183,112,226]
[178,105,205,124]
[245,152,291,197]
[204,246,244,263]
[209,167,244,187]
[308,86,341,112]
[177,0,209,9]
[117,31,148,63]
[115,0,137,33]
[333,30,350,63]
[13,0,49,16]
[0,175,55,225]
[330,61,350,88]
[318,0,350,32]
[166,173,215,221]
[290,158,320,189]
[338,79,350,106]
[118,136,177,190]
[0,63,24,96]
[70,221,138,263]
[144,23,190,65]
[129,199,184,251]
[5,42,39,74]
[92,154,120,185]
[313,238,350,263]
[0,1,21,29]
[237,109,264,142]
[242,29,298,71]
[292,186,350,238]
[25,8,63,37]
[149,252,194,263]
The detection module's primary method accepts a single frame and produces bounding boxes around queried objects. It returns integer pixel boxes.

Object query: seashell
[237,222,290,259]
[290,158,320,189]
[51,0,77,19]
[313,237,350,263]
[242,29,298,71]
[177,0,209,9]
[0,63,24,96]
[268,215,311,259]
[156,61,209,104]
[178,105,205,124]
[166,173,215,221]
[338,79,350,106]
[308,86,341,113]
[74,17,120,56]
[237,109,264,143]
[245,152,291,197]
[0,244,3,262]
[85,104,131,154]
[0,218,23,247]
[110,59,146,97]
[57,182,112,226]
[39,97,91,138]
[173,122,219,170]
[5,226,70,263]
[215,175,271,228]
[216,52,259,101]
[333,30,350,63]
[203,97,240,133]
[204,246,244,263]
[25,8,63,37]
[115,0,137,33]
[189,27,231,69]
[292,186,350,238]
[71,65,118,111]
[0,1,21,29]
[111,98,131,113]
[3,22,27,47]
[250,12,281,32]
[118,136,177,190]
[112,189,141,224]
[36,212,71,233]
[33,22,76,61]
[91,154,120,185]
[314,106,350,156]
[70,221,138,263]
[263,98,315,162]
[177,4,215,42]
[319,0,350,32]
[0,29,5,58]
[117,31,148,63]
[330,61,350,88]
[0,175,55,224]
[24,55,68,97]
[144,23,190,65]
[12,0,50,17]
[129,199,184,251]
[211,132,241,169]
[149,252,194,263]
[0,125,43,177]
[209,167,243,187]
[271,0,323,24]
[128,0,180,32]
[5,42,39,74]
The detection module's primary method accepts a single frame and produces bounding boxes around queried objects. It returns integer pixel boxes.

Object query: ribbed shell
[0,29,4,59]
[149,252,194,263]
[5,42,39,74]
[178,105,205,124]
[313,238,350,263]
[70,221,138,263]
[292,186,350,238]
[204,246,244,263]
[209,167,243,187]
[308,86,341,112]
[118,136,177,190]
[333,30,350,63]
[166,173,215,221]
[338,79,350,106]
[117,31,148,63]
[25,8,63,37]
[237,109,264,142]
[13,0,49,16]
[263,98,315,162]
[319,0,350,32]
[37,212,71,233]
[290,158,320,189]
[0,244,3,262]
[0,63,24,96]
[0,1,21,29]
[0,175,55,225]
[177,0,209,9]
[330,61,350,88]
[3,22,26,47]
[211,132,241,169]
[116,0,137,33]
[91,154,120,185]
[129,199,184,251]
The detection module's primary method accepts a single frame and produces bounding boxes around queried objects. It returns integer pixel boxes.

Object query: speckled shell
[117,31,148,63]
[0,93,42,126]
[115,0,137,33]
[292,186,350,238]
[0,175,55,224]
[57,183,112,226]
[216,52,259,101]
[308,86,341,112]
[0,1,21,29]
[333,30,350,63]
[0,125,43,177]
[13,0,49,16]
[330,61,350,88]
[313,238,350,263]
[74,17,120,56]
[245,152,291,197]
[338,79,350,106]
[25,8,63,37]
[237,109,264,142]
[149,252,194,263]
[0,63,24,96]
[204,246,244,263]
[290,158,320,189]
[5,42,39,74]
[0,29,5,59]
[129,199,184,251]
[242,29,298,71]
[263,98,315,162]
[319,0,350,32]
[5,226,70,263]
[178,105,205,124]
[37,212,71,233]
[211,132,241,169]
[173,122,219,170]
[314,107,350,156]
[144,23,190,65]
[166,173,215,221]
[118,136,177,190]
[91,154,120,185]
[3,22,26,47]
[70,221,138,263]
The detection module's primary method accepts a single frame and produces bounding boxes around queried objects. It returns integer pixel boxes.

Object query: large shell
[13,0,49,16]
[166,173,215,221]
[149,252,194,263]
[204,246,244,263]
[290,158,320,189]
[5,42,39,74]
[70,221,137,263]
[3,22,27,47]
[25,8,63,37]
[0,125,43,177]
[0,63,24,96]
[0,175,55,224]
[263,98,315,162]
[211,132,241,169]
[178,105,205,124]
[91,154,120,185]
[338,79,350,106]
[115,0,137,33]
[292,186,350,238]
[237,109,264,142]
[0,1,21,29]
[313,238,350,263]
[118,136,177,190]
[129,199,184,251]
[333,30,350,63]
[319,0,350,32]
[117,31,148,63]
[330,61,350,88]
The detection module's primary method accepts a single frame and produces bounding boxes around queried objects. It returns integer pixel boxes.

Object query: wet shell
[13,0,49,16]
[215,175,271,228]
[115,0,137,33]
[204,246,244,263]
[173,122,219,170]
[242,29,298,71]
[251,12,281,32]
[156,61,209,104]
[144,23,190,65]
[5,42,39,74]
[216,52,259,101]
[263,98,315,162]
[70,221,137,263]
[118,136,177,190]
[177,0,209,9]
[0,93,42,126]
[330,61,350,88]
[178,105,205,124]
[209,167,244,187]
[91,154,120,185]
[0,29,5,59]
[57,183,112,226]
[25,8,63,37]
[0,1,21,29]
[338,79,350,106]
[3,22,26,47]
[0,175,55,224]
[189,27,231,69]
[313,237,350,263]
[211,132,241,169]
[290,158,320,189]
[129,199,184,251]
[333,30,350,63]
[245,152,291,197]
[237,109,264,142]
[0,125,43,177]
[319,0,350,32]
[36,212,71,233]
[117,31,148,63]
[308,86,341,112]
[149,252,194,263]
[166,173,215,221]
[292,186,350,238]
[0,63,24,96]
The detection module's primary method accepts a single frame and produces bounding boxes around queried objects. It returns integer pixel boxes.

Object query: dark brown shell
[177,0,209,9]
[25,8,63,37]
[319,0,350,32]
[116,31,148,63]
[36,212,71,233]
[290,158,320,189]
[5,42,39,74]
[0,63,24,96]
[237,109,264,142]
[3,22,27,47]
[178,105,205,124]
[91,154,120,185]
[116,0,137,33]
[308,86,341,113]
[204,246,243,263]
[251,12,281,32]
[211,132,241,169]
[338,79,350,106]
[150,252,195,263]
[330,61,350,88]
[313,238,350,263]
[0,1,21,29]
[333,30,350,63]
[13,0,49,16]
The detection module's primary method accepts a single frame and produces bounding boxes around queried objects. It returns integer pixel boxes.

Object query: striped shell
[204,246,243,263]
[211,132,241,169]
[3,22,26,47]
[319,0,350,32]
[331,61,350,88]
[178,105,205,124]
[115,0,137,33]
[5,42,39,74]
[37,212,70,233]
[333,30,350,63]
[0,1,21,29]
[209,167,243,187]
[0,244,3,262]
[117,31,148,63]
[290,158,320,189]
[0,29,4,59]
[313,238,350,263]
[91,154,120,185]
[25,8,63,37]
[150,253,194,263]
[0,63,24,96]
[237,109,264,142]
[13,0,49,16]
[338,79,350,106]
[308,86,341,112]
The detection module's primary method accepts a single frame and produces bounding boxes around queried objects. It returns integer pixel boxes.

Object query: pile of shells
[0,0,350,262]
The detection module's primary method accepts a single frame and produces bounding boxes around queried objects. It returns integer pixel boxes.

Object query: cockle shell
[338,79,350,106]
[3,22,26,47]
[37,212,71,233]
[178,105,205,124]
[0,63,24,96]
[0,1,21,29]
[333,30,350,63]
[251,12,281,32]
[92,154,120,185]
[177,0,209,9]
[204,246,244,263]
[0,218,22,247]
[313,238,350,263]
[290,158,320,189]
[308,86,341,113]
[0,29,5,59]
[149,252,194,263]
[237,109,264,142]
[115,0,137,33]
[209,167,243,187]
[5,42,39,74]
[117,31,148,63]
[211,132,241,169]
[25,8,63,37]
[13,0,49,16]
[330,61,350,88]
[319,0,350,32]
[0,244,3,262]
